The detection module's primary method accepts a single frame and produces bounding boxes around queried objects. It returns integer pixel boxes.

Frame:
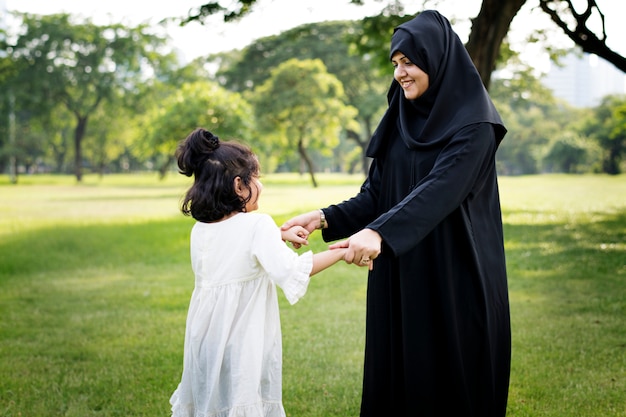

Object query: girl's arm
[311,248,347,276]
[281,225,347,275]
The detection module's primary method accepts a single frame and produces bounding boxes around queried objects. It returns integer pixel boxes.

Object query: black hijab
[366,10,506,157]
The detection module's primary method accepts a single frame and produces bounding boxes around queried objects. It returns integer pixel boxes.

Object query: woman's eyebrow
[391,54,408,63]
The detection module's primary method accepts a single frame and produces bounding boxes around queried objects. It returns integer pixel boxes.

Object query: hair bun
[203,129,220,151]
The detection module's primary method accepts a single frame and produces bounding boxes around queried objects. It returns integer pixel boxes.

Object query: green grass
[499,175,626,417]
[0,173,624,416]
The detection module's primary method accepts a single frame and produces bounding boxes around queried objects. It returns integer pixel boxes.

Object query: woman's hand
[281,210,320,248]
[329,228,381,270]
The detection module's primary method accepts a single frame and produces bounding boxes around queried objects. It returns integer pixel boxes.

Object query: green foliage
[1,8,624,178]
[490,66,590,175]
[250,58,358,186]
[185,0,257,23]
[217,20,385,97]
[140,80,254,175]
[543,132,601,173]
[579,95,626,174]
[82,100,137,175]
[347,11,415,76]
[13,13,166,115]
[0,174,625,416]
[214,20,389,174]
[6,12,172,180]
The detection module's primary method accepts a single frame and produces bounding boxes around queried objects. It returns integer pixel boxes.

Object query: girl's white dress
[170,212,313,417]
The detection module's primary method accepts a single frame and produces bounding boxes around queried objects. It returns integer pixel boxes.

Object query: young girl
[169,128,346,417]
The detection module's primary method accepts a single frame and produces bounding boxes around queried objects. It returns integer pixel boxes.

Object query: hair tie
[203,130,220,151]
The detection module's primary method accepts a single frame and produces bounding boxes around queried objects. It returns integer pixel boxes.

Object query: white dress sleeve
[251,214,313,305]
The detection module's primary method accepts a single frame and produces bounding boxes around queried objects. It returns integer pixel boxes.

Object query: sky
[5,0,400,62]
[3,0,626,71]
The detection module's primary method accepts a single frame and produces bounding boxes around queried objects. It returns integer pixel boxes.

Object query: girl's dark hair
[176,128,260,222]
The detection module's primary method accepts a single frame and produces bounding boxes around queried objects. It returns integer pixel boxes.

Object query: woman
[282,10,510,416]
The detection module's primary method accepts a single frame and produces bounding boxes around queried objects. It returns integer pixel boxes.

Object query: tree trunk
[8,91,17,184]
[297,136,318,188]
[158,155,174,180]
[74,115,88,182]
[604,144,622,175]
[52,145,67,173]
[465,0,527,89]
[346,127,371,176]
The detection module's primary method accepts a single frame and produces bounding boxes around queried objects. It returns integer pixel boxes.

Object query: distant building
[542,50,626,108]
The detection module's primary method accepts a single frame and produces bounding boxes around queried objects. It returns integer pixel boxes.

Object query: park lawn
[0,173,624,416]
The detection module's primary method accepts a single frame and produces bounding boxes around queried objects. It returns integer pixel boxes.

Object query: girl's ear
[233,176,245,197]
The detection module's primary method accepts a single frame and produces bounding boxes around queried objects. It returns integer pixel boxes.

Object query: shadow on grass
[504,209,625,302]
[503,210,626,416]
[0,218,199,416]
[0,218,192,279]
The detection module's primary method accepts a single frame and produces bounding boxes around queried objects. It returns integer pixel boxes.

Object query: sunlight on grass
[0,173,363,234]
[499,174,626,220]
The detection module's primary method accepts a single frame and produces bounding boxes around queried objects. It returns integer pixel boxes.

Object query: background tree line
[0,6,625,186]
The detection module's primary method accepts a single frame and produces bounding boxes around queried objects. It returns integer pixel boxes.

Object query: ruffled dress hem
[170,389,286,417]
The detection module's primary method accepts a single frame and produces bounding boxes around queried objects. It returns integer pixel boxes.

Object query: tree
[182,0,626,89]
[43,106,75,173]
[489,56,587,174]
[0,31,20,182]
[465,0,527,88]
[10,13,169,181]
[250,58,357,187]
[83,98,136,176]
[216,21,388,175]
[579,95,626,174]
[543,132,599,173]
[141,80,255,178]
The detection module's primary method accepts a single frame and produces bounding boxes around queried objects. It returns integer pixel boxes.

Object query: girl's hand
[281,225,309,247]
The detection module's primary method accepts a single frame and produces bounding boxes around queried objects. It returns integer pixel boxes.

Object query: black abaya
[323,123,510,416]
[321,10,511,416]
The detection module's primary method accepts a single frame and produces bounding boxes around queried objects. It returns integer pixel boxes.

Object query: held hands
[281,225,310,247]
[329,228,382,271]
[282,211,382,270]
[281,210,320,249]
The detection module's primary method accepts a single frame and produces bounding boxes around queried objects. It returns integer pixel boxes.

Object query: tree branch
[539,0,626,72]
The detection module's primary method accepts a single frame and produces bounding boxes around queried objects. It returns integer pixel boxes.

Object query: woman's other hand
[329,228,381,270]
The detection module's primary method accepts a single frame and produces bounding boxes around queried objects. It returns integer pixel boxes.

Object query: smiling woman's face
[392,51,429,100]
